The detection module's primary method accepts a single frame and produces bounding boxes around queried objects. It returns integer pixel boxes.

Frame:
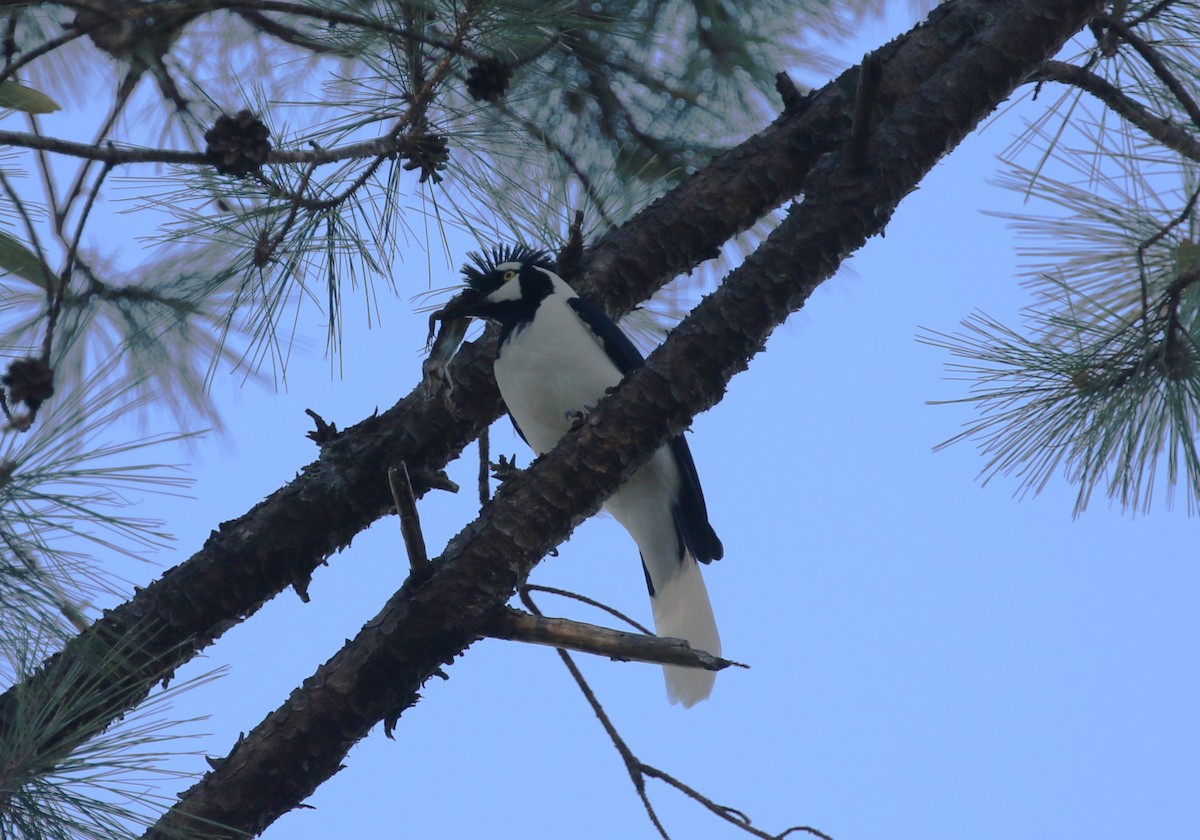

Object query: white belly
[483,277,718,705]
[493,305,683,565]
[493,305,624,455]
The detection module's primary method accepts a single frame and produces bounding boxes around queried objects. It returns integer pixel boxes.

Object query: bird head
[436,244,559,322]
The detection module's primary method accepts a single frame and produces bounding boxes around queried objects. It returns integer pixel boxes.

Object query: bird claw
[564,405,595,430]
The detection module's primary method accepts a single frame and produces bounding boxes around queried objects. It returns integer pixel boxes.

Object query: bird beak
[432,287,484,321]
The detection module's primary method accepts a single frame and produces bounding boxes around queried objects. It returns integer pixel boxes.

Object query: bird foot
[564,405,595,430]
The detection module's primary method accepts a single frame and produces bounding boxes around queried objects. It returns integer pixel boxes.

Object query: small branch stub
[847,53,883,171]
[556,209,586,281]
[388,464,429,572]
[304,408,339,444]
[774,71,807,115]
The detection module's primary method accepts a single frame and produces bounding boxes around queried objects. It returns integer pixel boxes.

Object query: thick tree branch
[0,0,1103,802]
[138,1,1105,835]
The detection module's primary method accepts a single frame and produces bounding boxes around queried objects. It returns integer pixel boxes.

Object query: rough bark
[137,0,1106,836]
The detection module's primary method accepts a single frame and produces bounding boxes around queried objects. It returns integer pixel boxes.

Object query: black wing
[567,296,646,374]
[507,411,528,445]
[568,297,722,565]
[669,435,723,564]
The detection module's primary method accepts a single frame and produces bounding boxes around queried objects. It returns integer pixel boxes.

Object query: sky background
[30,5,1199,839]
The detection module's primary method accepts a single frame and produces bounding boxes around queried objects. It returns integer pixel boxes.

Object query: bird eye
[503,270,517,281]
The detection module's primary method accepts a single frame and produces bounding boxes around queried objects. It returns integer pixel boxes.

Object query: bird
[442,243,723,706]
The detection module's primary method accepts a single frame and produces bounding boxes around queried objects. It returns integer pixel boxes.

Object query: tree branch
[231,8,346,56]
[388,463,429,573]
[1028,60,1200,163]
[524,583,654,635]
[136,1,1105,835]
[0,0,1104,811]
[0,126,446,168]
[1099,14,1200,129]
[518,589,801,840]
[483,607,739,671]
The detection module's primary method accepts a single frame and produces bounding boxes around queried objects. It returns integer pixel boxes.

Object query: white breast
[490,275,717,707]
[493,291,623,455]
[493,284,685,563]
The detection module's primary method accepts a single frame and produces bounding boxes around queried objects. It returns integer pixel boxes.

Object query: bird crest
[461,244,555,291]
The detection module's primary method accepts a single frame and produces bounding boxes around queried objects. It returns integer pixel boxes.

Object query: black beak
[432,287,484,321]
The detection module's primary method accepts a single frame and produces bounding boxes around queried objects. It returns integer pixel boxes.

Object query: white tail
[650,556,720,707]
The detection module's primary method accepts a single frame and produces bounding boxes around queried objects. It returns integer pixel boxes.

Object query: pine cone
[465,58,512,103]
[1156,333,1196,380]
[402,133,450,184]
[205,110,272,177]
[2,357,54,413]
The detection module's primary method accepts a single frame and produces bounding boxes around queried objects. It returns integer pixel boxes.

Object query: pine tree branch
[1098,14,1200,129]
[1127,0,1179,27]
[231,8,347,56]
[136,1,1104,835]
[1029,60,1200,163]
[0,127,426,167]
[0,0,1104,811]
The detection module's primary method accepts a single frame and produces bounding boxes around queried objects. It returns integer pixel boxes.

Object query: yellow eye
[503,270,517,281]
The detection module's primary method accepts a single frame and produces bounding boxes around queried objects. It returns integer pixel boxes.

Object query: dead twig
[388,464,429,573]
[477,425,490,506]
[485,606,741,671]
[522,583,653,636]
[520,589,815,840]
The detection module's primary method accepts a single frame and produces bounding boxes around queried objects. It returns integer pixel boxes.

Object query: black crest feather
[461,244,555,289]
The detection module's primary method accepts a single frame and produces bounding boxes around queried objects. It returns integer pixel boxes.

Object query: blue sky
[34,6,1200,840]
